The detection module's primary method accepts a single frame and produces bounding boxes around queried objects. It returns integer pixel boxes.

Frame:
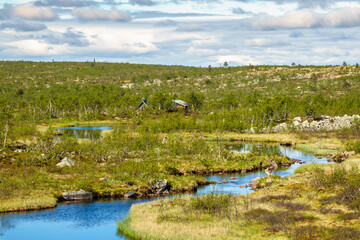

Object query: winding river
[0,145,329,240]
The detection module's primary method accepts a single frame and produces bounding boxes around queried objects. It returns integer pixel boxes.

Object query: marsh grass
[120,158,360,240]
[0,194,57,212]
[291,226,360,240]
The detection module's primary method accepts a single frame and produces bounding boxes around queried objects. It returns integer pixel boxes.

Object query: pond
[0,144,330,240]
[57,126,113,139]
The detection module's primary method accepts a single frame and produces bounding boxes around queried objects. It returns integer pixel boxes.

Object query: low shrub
[274,201,311,211]
[291,225,360,240]
[345,139,360,153]
[337,212,360,220]
[188,193,233,216]
[257,194,294,203]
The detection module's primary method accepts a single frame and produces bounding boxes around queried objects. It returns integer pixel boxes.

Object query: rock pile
[271,115,360,133]
[328,151,356,163]
[56,157,75,168]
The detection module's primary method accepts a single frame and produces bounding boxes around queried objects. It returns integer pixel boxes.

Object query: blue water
[0,145,329,240]
[58,126,113,139]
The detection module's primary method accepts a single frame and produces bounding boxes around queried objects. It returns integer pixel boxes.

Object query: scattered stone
[124,191,137,198]
[229,177,237,180]
[290,158,301,164]
[241,169,247,174]
[230,181,235,183]
[245,184,248,188]
[14,149,23,153]
[62,190,93,201]
[239,185,244,188]
[249,177,262,189]
[222,180,228,183]
[162,190,170,195]
[99,177,107,182]
[56,157,75,168]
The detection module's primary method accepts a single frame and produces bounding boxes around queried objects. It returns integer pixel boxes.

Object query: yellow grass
[119,155,360,240]
[0,194,57,213]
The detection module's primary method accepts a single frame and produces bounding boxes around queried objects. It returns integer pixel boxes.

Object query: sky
[1,0,360,66]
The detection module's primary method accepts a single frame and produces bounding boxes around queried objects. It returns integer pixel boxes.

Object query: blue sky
[1,0,360,66]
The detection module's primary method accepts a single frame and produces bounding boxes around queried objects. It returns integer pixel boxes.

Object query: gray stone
[99,177,107,182]
[124,191,137,198]
[162,190,170,195]
[62,189,93,201]
[293,117,302,122]
[154,179,168,190]
[14,149,23,153]
[56,157,75,168]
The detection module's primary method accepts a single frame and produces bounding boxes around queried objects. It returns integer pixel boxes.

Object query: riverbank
[0,128,353,214]
[0,130,296,213]
[118,154,360,240]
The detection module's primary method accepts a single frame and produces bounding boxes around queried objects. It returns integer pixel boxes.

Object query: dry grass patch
[0,194,57,212]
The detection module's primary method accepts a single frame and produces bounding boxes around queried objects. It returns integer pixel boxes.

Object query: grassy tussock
[0,194,57,212]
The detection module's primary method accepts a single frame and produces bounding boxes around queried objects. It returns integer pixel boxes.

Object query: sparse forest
[1,61,360,239]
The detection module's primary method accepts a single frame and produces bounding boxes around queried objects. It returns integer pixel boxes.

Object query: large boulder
[62,190,93,201]
[153,179,169,194]
[124,191,137,198]
[56,157,75,168]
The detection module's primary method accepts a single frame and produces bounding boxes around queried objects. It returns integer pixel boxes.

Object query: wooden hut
[172,100,190,110]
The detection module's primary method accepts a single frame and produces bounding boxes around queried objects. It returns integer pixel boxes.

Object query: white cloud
[11,3,58,21]
[72,7,131,21]
[245,38,288,47]
[6,39,68,56]
[253,8,360,30]
[186,47,231,56]
[253,10,322,30]
[216,55,257,65]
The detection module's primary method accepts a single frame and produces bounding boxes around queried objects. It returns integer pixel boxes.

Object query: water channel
[0,144,330,240]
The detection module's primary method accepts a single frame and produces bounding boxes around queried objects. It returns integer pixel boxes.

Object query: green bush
[345,139,360,153]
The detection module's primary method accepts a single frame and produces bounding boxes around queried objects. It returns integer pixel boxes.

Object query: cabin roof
[172,99,190,107]
[138,99,148,108]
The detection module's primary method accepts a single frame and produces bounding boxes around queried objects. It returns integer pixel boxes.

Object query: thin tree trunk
[3,121,8,149]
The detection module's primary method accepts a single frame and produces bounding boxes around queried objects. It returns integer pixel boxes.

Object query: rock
[153,179,169,194]
[14,149,23,153]
[229,177,237,180]
[124,191,137,198]
[245,184,248,188]
[230,181,235,183]
[62,190,93,201]
[222,180,228,183]
[162,190,170,195]
[56,157,75,168]
[266,178,272,185]
[293,117,302,122]
[249,177,262,189]
[99,177,107,182]
[239,185,244,188]
[241,169,247,174]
